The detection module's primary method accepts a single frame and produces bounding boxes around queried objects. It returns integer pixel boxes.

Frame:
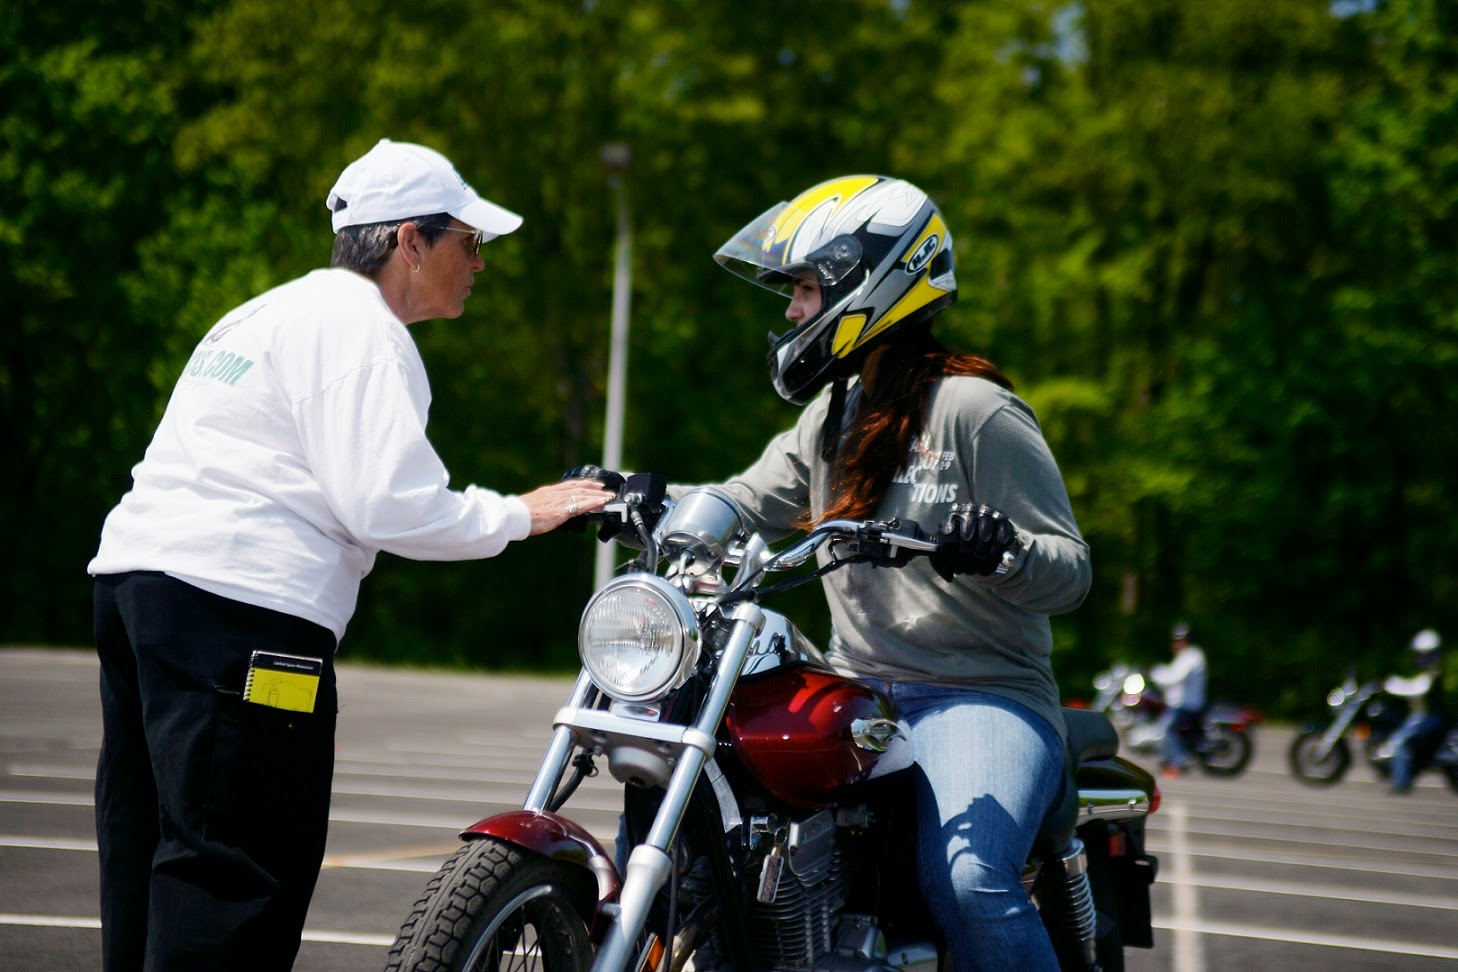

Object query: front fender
[462,809,621,904]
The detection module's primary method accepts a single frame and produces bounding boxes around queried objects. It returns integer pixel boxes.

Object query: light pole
[596,142,632,591]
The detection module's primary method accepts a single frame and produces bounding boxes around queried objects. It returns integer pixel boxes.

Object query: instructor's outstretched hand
[519,479,615,535]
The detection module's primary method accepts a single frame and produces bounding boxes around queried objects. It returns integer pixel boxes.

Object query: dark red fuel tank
[723,663,895,808]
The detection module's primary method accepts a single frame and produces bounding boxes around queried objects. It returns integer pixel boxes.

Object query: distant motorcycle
[1290,670,1458,793]
[1086,664,1260,776]
[1287,671,1403,785]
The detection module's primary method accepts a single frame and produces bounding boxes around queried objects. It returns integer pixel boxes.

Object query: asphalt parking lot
[2,646,1455,971]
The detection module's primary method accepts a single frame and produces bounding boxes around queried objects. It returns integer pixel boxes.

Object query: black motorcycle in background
[1290,669,1458,793]
[1287,670,1402,785]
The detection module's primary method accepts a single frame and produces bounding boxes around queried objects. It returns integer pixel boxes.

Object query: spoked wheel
[385,837,594,972]
[1287,730,1351,786]
[1197,727,1253,776]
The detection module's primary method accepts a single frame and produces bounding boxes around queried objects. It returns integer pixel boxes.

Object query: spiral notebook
[243,650,322,714]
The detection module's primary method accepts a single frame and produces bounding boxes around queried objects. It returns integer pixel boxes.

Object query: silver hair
[330,213,454,277]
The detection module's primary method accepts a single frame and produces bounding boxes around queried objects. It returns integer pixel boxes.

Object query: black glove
[932,503,1017,578]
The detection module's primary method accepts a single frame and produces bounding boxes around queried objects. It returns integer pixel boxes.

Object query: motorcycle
[385,481,1160,972]
[1086,664,1260,776]
[1290,670,1458,793]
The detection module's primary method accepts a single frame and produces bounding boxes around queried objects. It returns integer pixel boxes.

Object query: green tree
[0,0,219,642]
[9,0,1458,718]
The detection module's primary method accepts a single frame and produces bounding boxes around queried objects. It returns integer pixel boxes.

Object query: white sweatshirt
[1151,646,1208,710]
[88,269,531,641]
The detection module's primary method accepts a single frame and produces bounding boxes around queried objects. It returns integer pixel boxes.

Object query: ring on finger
[567,493,580,517]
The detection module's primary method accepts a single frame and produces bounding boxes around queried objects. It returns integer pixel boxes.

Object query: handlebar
[581,482,1010,595]
[759,518,939,571]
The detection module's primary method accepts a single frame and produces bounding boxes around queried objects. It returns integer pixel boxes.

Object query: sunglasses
[440,226,486,258]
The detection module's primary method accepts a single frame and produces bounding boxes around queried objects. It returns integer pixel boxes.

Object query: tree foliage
[5,0,1457,714]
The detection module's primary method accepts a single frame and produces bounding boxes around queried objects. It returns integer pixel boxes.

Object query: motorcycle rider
[620,176,1092,971]
[1149,622,1208,778]
[1380,629,1450,793]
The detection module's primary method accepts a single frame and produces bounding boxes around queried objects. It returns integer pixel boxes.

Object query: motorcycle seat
[1064,707,1120,763]
[1035,708,1120,856]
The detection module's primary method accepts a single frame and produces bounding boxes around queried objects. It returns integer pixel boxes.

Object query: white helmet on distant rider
[1410,628,1441,667]
[714,175,957,405]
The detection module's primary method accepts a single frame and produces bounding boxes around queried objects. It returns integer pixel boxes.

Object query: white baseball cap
[326,138,523,238]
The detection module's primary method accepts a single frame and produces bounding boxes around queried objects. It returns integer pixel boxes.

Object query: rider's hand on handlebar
[931,503,1018,578]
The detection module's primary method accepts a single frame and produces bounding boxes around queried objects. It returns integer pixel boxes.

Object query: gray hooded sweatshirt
[701,374,1090,738]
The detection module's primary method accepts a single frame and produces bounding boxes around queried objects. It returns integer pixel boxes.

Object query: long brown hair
[816,328,1012,524]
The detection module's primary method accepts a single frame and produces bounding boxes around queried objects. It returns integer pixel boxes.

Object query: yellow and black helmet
[714,175,957,405]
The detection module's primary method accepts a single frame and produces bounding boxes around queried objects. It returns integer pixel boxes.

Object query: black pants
[93,572,338,972]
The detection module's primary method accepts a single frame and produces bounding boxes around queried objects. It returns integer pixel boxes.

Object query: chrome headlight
[579,575,701,703]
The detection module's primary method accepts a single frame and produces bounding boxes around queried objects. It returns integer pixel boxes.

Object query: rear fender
[462,809,621,906]
[1206,703,1261,730]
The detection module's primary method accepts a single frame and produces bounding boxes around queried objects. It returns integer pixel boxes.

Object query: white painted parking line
[300,928,394,947]
[1154,917,1458,961]
[6,764,94,780]
[0,913,393,948]
[12,903,1429,957]
[1154,821,1458,864]
[1166,801,1204,972]
[0,835,440,875]
[0,789,614,837]
[1145,839,1458,883]
[0,835,96,851]
[0,914,98,929]
[327,778,621,811]
[1150,794,1458,834]
[1158,873,1458,911]
[0,789,91,806]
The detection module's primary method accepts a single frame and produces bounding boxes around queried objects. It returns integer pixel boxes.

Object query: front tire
[385,837,595,972]
[1288,731,1351,786]
[1197,727,1253,776]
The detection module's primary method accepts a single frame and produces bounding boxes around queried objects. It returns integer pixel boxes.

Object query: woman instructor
[86,139,611,971]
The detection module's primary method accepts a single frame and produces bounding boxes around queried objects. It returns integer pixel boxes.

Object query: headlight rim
[578,574,701,704]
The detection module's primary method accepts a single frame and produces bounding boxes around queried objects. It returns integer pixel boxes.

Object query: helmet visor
[714,202,862,296]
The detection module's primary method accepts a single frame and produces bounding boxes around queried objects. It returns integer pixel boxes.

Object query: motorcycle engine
[744,809,846,969]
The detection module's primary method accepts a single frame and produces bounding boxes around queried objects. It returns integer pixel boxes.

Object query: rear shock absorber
[1055,837,1099,969]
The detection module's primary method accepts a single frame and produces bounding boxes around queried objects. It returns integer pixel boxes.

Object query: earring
[412,265,420,274]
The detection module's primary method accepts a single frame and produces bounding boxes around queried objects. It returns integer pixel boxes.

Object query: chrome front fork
[1315,701,1359,759]
[584,602,765,972]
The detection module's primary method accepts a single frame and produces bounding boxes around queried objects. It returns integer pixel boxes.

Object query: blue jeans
[1161,707,1201,769]
[883,682,1066,972]
[1387,711,1446,792]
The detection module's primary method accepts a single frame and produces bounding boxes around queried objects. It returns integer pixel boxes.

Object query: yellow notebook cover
[243,650,322,713]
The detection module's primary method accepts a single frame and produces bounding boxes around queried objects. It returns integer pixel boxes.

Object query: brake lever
[850,518,936,567]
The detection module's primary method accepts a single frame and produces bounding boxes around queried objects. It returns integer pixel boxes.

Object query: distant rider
[1150,623,1207,778]
[1380,629,1449,794]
